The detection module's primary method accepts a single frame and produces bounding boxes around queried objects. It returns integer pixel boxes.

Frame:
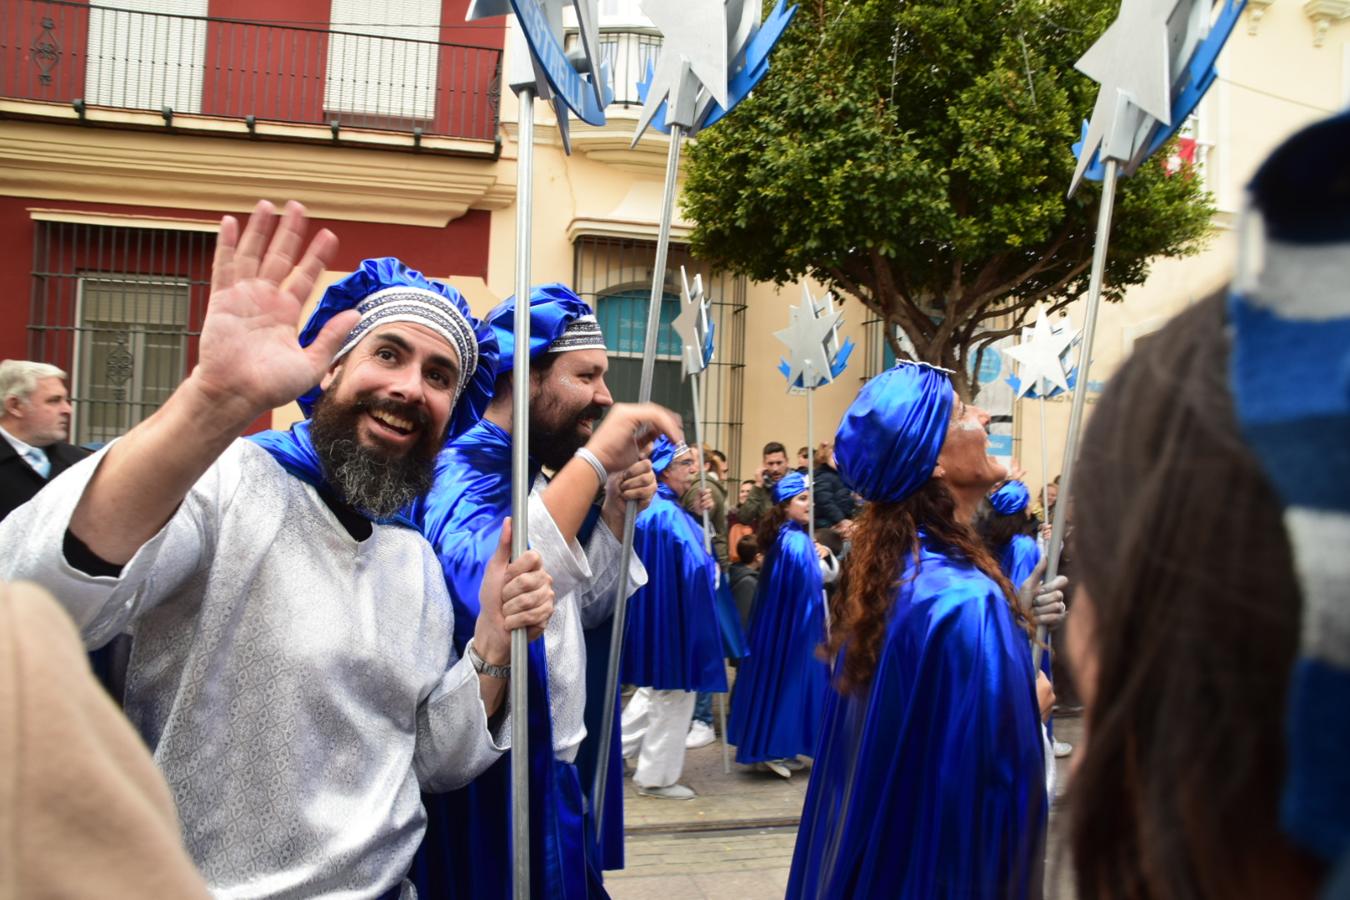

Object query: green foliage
[682,0,1215,397]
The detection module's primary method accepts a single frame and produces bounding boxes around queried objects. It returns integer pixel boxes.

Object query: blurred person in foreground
[1065,112,1350,899]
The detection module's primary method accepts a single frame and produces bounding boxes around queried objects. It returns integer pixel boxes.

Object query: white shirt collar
[0,423,37,458]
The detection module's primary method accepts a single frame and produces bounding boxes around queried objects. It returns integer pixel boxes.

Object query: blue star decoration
[468,0,614,149]
[1069,0,1246,195]
[634,0,797,141]
[775,284,855,390]
[671,266,716,380]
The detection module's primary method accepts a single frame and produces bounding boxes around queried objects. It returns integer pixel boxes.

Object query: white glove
[1018,555,1068,629]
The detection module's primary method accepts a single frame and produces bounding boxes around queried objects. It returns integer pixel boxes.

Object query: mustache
[354,394,432,431]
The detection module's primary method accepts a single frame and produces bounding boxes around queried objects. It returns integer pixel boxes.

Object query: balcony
[1,0,503,151]
[595,27,660,109]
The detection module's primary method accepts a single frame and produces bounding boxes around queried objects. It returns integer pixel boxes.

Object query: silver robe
[521,472,646,764]
[0,441,510,899]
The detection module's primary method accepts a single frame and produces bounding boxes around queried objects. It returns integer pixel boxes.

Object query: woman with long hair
[726,471,836,778]
[787,363,1050,899]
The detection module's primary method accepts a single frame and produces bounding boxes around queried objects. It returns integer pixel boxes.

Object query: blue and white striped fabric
[1228,110,1350,868]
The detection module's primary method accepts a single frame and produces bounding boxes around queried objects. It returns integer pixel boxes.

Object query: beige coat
[0,580,209,900]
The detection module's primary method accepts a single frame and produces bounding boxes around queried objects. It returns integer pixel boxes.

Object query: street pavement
[607,698,1084,900]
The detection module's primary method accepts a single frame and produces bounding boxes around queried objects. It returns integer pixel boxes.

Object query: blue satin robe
[787,534,1047,899]
[999,533,1041,590]
[726,520,829,763]
[620,485,727,692]
[409,420,607,900]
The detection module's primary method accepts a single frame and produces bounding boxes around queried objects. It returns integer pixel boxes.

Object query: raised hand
[192,200,355,423]
[584,403,683,475]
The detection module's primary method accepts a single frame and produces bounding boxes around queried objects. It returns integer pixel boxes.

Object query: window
[326,0,441,123]
[29,219,213,446]
[74,277,189,445]
[573,236,747,479]
[85,0,209,113]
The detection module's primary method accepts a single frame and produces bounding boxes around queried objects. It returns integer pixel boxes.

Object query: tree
[682,0,1215,399]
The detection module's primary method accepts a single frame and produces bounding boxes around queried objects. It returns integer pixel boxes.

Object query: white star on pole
[633,0,729,140]
[1068,0,1179,196]
[672,266,714,379]
[1005,309,1079,399]
[775,284,843,390]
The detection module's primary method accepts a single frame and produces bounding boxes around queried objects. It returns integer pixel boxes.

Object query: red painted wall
[0,195,492,363]
[1,0,92,106]
[201,0,331,124]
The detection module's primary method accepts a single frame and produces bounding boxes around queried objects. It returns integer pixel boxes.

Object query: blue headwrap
[486,283,606,376]
[773,471,808,504]
[1228,110,1350,869]
[988,480,1031,516]
[294,258,498,445]
[835,362,954,504]
[650,435,690,475]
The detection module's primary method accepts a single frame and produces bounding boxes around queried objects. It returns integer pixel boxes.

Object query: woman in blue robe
[787,363,1049,899]
[726,471,833,776]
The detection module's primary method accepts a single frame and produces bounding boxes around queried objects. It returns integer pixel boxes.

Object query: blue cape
[787,534,1047,899]
[727,520,829,763]
[248,420,416,527]
[408,419,610,899]
[621,484,726,691]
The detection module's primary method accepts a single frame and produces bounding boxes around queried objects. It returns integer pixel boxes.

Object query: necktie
[26,447,50,479]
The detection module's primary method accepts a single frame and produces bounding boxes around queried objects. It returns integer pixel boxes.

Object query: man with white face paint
[413,283,683,899]
[0,204,556,899]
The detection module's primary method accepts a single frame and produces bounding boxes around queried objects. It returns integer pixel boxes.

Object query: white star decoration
[672,266,714,379]
[1005,309,1079,399]
[633,0,730,138]
[775,284,844,390]
[1069,0,1181,195]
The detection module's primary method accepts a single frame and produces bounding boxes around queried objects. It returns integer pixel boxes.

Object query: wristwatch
[465,638,511,679]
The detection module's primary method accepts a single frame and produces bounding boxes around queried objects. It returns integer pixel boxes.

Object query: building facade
[2,0,1345,488]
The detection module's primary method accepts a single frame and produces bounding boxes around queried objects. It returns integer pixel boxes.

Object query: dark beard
[309,391,438,518]
[529,394,606,471]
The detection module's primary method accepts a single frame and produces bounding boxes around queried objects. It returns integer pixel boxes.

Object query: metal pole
[595,125,685,839]
[510,85,535,900]
[1033,159,1118,670]
[1038,393,1050,537]
[806,386,814,534]
[691,369,732,774]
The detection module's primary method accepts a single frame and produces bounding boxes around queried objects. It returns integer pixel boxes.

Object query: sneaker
[1053,740,1074,759]
[758,759,792,779]
[636,783,697,800]
[782,756,807,771]
[685,720,716,749]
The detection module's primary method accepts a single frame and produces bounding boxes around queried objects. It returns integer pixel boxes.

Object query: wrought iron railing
[2,0,503,142]
[596,27,661,109]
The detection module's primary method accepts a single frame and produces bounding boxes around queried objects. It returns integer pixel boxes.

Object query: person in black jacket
[0,361,88,523]
[810,443,857,534]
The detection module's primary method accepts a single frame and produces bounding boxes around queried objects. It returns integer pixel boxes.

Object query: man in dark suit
[0,360,87,522]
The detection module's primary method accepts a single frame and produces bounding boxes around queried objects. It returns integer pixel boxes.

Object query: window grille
[29,221,213,446]
[573,236,747,480]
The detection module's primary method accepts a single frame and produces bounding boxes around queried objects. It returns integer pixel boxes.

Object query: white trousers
[620,687,697,788]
